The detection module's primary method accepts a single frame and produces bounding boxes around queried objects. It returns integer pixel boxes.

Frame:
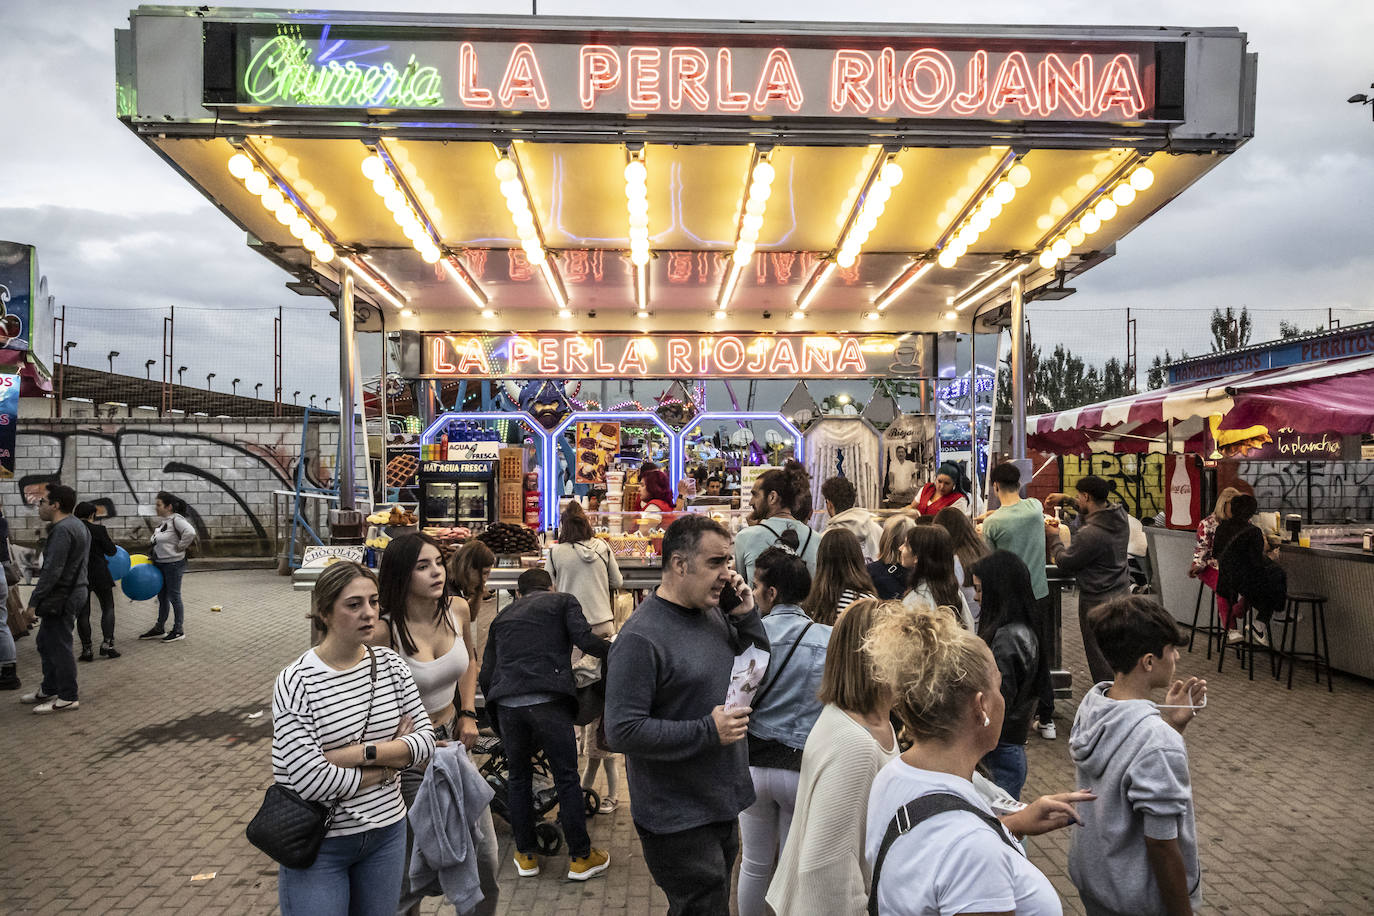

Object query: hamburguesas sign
[421,332,919,379]
[213,24,1171,123]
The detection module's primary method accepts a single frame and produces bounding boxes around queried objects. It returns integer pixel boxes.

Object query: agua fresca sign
[224,25,1167,122]
[422,332,912,379]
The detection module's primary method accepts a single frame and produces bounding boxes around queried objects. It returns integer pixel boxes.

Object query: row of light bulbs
[835,160,904,269]
[732,159,776,267]
[936,162,1032,269]
[494,157,547,264]
[1037,165,1155,270]
[625,159,650,267]
[361,154,441,264]
[227,152,335,263]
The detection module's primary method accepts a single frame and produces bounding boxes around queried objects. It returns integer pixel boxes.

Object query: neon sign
[227,26,1167,122]
[420,332,901,379]
[243,36,444,108]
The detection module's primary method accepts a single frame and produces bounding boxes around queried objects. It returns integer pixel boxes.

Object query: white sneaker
[1226,629,1245,644]
[1033,718,1057,740]
[19,691,53,705]
[33,698,79,714]
[1250,623,1270,648]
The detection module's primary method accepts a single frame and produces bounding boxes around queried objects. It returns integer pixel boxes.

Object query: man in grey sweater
[22,483,90,714]
[604,514,769,915]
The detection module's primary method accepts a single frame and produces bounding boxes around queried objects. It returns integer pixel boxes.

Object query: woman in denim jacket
[736,547,833,916]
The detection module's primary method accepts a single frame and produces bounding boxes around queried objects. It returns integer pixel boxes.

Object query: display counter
[1146,527,1374,680]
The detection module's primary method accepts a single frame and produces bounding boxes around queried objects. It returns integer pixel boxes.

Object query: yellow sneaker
[513,851,540,877]
[568,847,610,881]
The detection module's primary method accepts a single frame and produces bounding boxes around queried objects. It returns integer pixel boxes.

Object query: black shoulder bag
[867,792,1022,916]
[247,647,379,869]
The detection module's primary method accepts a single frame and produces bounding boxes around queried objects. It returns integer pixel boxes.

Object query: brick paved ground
[1,570,1371,914]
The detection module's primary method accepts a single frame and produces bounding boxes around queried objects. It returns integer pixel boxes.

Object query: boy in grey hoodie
[1069,595,1206,916]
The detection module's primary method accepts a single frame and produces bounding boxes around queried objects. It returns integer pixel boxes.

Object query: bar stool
[1188,580,1226,660]
[1217,602,1263,680]
[1272,593,1333,692]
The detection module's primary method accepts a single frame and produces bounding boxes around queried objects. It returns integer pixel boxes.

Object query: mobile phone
[718,582,743,614]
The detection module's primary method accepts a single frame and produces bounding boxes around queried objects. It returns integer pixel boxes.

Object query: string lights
[227,150,335,263]
[717,150,776,317]
[1036,163,1154,270]
[360,152,441,264]
[936,158,1030,270]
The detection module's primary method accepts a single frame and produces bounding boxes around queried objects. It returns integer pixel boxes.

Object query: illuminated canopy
[116,8,1255,338]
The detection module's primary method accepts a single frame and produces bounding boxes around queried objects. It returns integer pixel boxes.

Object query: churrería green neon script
[243,36,444,107]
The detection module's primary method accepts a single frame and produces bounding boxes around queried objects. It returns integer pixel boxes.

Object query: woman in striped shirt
[801,528,877,626]
[272,562,436,915]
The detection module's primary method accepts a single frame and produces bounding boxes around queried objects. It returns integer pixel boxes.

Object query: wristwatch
[458,709,479,721]
[363,743,378,763]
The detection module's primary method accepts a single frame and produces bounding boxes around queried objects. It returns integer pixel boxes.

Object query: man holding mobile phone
[605,515,769,915]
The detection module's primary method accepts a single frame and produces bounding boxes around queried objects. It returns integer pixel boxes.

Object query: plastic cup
[1298,536,1311,548]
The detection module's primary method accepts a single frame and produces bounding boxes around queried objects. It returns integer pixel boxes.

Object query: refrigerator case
[418,459,497,530]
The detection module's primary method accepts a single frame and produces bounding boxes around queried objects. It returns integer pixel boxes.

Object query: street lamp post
[144,358,156,380]
[177,366,187,385]
[107,350,119,374]
[325,396,332,410]
[232,377,241,396]
[254,382,263,399]
[206,372,216,390]
[1349,85,1374,119]
[293,390,301,404]
[310,394,318,407]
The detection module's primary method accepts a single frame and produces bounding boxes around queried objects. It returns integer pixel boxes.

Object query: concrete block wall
[1236,460,1374,522]
[6,415,369,555]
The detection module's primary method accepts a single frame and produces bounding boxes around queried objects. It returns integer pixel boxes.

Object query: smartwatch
[458,709,479,721]
[363,743,378,763]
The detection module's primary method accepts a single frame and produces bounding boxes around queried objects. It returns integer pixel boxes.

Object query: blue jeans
[278,816,406,916]
[154,559,187,633]
[0,600,15,664]
[496,699,591,858]
[983,742,1028,800]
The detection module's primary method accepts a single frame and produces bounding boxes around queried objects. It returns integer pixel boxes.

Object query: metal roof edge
[1165,320,1374,368]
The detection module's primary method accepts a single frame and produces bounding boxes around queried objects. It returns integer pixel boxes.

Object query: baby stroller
[472,731,600,855]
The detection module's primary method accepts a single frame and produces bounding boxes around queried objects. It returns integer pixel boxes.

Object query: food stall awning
[115,8,1256,337]
[1028,353,1374,455]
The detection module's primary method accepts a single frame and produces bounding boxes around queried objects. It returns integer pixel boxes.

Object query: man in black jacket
[74,503,119,661]
[23,484,89,714]
[479,568,612,882]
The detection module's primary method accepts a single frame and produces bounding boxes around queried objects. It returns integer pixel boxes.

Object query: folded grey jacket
[408,743,496,913]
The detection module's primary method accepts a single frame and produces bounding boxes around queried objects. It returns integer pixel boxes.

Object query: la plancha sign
[421,332,914,379]
[216,24,1171,122]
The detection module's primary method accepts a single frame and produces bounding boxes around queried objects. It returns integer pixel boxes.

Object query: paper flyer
[725,645,771,710]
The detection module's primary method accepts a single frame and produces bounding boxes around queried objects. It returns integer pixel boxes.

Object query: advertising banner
[575,421,619,485]
[0,373,16,478]
[0,242,34,352]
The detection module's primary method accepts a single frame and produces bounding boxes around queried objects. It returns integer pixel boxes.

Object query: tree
[1146,351,1173,390]
[1209,307,1253,352]
[996,342,1133,414]
[1278,319,1326,338]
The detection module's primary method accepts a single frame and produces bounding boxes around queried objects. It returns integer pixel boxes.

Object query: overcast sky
[2,0,1371,405]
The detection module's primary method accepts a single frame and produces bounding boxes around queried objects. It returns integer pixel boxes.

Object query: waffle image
[387,452,419,487]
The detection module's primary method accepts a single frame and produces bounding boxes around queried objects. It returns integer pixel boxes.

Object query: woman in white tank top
[373,533,497,916]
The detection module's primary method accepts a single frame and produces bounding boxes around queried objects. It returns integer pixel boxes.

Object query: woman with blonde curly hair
[863,605,1092,915]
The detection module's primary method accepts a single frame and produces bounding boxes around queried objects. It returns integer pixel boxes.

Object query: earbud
[983,714,991,728]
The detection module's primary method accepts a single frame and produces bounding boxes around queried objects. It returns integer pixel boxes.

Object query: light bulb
[260,188,284,212]
[733,249,753,266]
[1094,197,1118,221]
[753,161,775,185]
[1006,163,1032,188]
[480,309,495,319]
[289,217,309,238]
[749,181,772,202]
[792,310,806,320]
[625,180,648,201]
[739,225,759,243]
[971,212,992,233]
[745,198,766,216]
[980,198,1002,219]
[1080,212,1101,234]
[361,156,385,181]
[245,171,269,196]
[420,246,441,264]
[372,176,395,197]
[628,212,649,228]
[384,189,407,212]
[864,311,880,321]
[227,153,254,180]
[1111,184,1137,207]
[404,222,424,243]
[938,249,958,269]
[1039,249,1059,269]
[948,239,968,258]
[303,229,323,250]
[713,309,727,320]
[864,199,885,220]
[836,250,856,268]
[275,204,296,225]
[992,181,1015,204]
[637,309,649,319]
[1129,166,1155,191]
[1065,225,1086,246]
[558,308,572,318]
[627,197,649,217]
[958,225,979,246]
[942,310,958,320]
[1051,237,1072,259]
[856,213,878,234]
[314,245,335,263]
[868,183,892,205]
[741,213,764,232]
[494,158,518,183]
[631,250,650,266]
[735,241,755,257]
[624,160,647,184]
[880,161,903,186]
[500,179,523,200]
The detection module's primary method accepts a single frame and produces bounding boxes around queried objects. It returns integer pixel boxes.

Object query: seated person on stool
[1213,494,1287,647]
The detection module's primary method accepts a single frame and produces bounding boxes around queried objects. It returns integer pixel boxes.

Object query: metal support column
[1009,276,1027,461]
[337,271,358,512]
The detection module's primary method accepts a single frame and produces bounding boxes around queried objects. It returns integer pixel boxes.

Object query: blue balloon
[121,563,163,601]
[107,546,132,581]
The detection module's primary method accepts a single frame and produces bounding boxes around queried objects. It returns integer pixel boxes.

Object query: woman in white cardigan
[766,597,899,916]
[548,501,624,813]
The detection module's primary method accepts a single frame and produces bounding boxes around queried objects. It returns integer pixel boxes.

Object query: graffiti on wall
[1236,460,1374,521]
[1060,453,1167,520]
[9,421,340,554]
